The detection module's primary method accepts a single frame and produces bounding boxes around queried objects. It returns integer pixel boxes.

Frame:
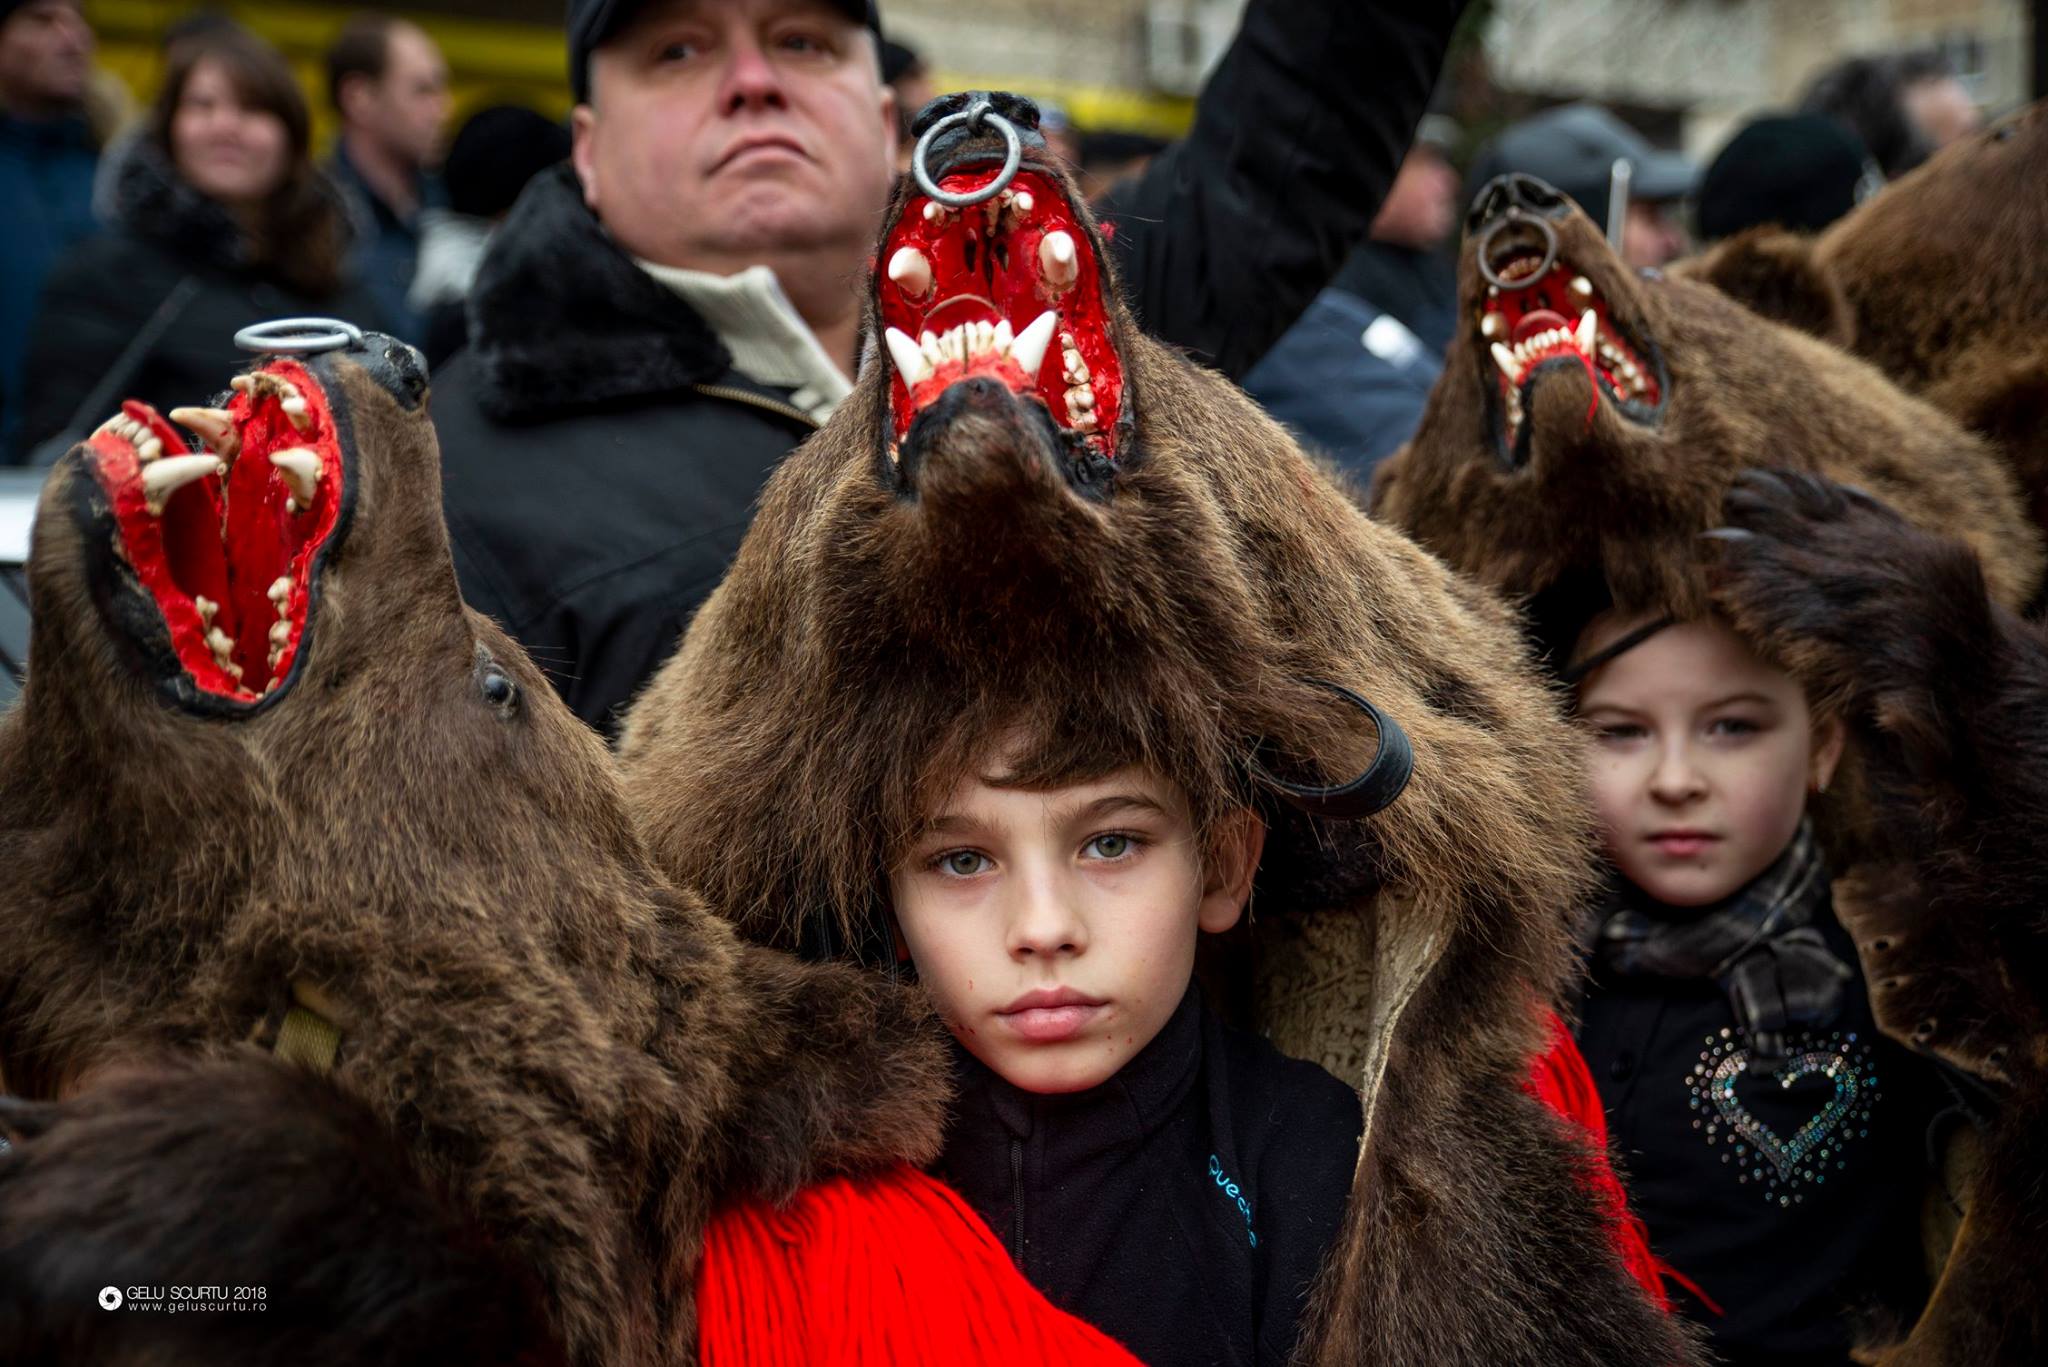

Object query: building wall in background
[1485,0,2027,158]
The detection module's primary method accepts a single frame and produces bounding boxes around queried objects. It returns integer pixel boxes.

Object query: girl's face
[171,59,290,209]
[1575,616,1843,907]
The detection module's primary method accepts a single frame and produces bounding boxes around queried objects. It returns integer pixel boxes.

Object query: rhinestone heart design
[1684,1028,1882,1206]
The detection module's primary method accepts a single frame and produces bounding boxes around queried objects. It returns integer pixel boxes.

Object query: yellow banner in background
[83,0,1196,149]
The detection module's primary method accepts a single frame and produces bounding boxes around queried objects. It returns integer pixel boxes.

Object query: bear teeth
[888,310,1060,390]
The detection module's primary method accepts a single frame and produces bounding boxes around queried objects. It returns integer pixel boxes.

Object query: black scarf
[1592,821,1853,1063]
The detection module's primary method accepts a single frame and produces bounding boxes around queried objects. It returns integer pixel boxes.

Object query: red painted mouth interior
[1477,249,1661,451]
[84,360,343,702]
[877,167,1123,457]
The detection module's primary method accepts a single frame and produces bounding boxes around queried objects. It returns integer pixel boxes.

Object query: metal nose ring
[233,318,365,356]
[1475,212,1560,293]
[911,98,1023,209]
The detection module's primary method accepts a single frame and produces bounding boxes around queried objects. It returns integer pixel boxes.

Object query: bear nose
[1466,173,1570,234]
[348,332,430,412]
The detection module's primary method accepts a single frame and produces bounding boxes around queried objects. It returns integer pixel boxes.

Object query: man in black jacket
[435,0,1462,735]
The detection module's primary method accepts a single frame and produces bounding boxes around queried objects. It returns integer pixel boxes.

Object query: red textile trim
[1526,1010,1700,1313]
[697,1165,1145,1366]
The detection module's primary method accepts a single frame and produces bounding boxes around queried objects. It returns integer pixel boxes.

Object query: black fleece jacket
[434,0,1463,735]
[936,987,1363,1366]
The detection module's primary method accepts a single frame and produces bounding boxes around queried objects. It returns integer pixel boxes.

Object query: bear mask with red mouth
[876,128,1126,464]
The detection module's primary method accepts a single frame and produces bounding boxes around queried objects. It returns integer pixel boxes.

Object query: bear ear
[1685,227,1856,348]
[1927,351,2048,493]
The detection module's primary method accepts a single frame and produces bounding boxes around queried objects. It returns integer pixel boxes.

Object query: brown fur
[1374,187,2042,624]
[1688,102,2048,518]
[0,354,951,1366]
[1707,469,2048,1364]
[0,1052,567,1367]
[619,147,1699,1364]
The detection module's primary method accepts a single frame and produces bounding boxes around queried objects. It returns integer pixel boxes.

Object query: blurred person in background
[1034,97,1077,170]
[1074,126,1162,200]
[432,0,1463,735]
[0,0,99,459]
[878,34,928,170]
[13,24,380,462]
[1800,49,1980,181]
[1695,113,1880,243]
[326,13,451,343]
[1468,102,1697,269]
[410,103,571,366]
[1241,112,1460,479]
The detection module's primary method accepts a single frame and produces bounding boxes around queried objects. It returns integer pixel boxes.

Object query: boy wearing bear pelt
[890,739,1362,1365]
[1567,610,1944,1365]
[620,94,1700,1367]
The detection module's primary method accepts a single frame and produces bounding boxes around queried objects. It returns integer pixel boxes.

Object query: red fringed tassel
[697,1165,1145,1366]
[1528,1010,1715,1314]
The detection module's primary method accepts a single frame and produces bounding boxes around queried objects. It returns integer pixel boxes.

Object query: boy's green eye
[1087,833,1132,859]
[940,850,988,877]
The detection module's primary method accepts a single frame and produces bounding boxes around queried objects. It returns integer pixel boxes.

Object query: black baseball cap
[568,0,882,102]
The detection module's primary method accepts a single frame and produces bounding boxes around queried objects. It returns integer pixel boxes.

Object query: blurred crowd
[0,0,1988,479]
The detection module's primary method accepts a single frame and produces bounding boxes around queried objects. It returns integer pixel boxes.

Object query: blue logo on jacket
[1208,1153,1258,1248]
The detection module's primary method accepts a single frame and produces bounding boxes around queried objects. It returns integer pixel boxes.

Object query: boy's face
[891,763,1261,1094]
[1575,616,1843,907]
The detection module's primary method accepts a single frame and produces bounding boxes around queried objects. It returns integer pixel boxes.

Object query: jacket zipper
[690,382,820,429]
[1009,1135,1025,1266]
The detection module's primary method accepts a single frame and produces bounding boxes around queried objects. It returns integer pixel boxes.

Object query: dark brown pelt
[619,149,1697,1365]
[1710,469,2048,1365]
[0,1052,566,1367]
[1684,102,2048,533]
[0,358,951,1367]
[1375,181,2042,624]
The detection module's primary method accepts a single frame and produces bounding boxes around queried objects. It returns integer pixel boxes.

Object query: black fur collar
[104,134,355,278]
[105,134,263,273]
[461,165,732,423]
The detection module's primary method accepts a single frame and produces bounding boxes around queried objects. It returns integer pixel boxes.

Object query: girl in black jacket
[14,24,380,463]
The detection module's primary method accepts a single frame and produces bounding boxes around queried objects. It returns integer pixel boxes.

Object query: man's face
[1621,198,1686,269]
[1370,144,1460,250]
[573,0,896,274]
[0,0,93,116]
[891,762,1259,1094]
[345,23,450,170]
[1903,75,1981,153]
[1575,617,1841,907]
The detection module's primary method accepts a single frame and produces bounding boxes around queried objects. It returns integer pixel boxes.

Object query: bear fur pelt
[0,339,951,1367]
[617,122,1701,1365]
[1689,102,2048,522]
[1707,469,2048,1365]
[1370,172,2043,629]
[0,1053,567,1367]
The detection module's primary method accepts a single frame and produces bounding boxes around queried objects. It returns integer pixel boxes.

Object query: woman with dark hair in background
[13,23,379,462]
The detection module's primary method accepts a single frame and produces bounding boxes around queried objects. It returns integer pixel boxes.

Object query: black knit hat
[1696,113,1879,242]
[444,106,573,220]
[567,0,880,102]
